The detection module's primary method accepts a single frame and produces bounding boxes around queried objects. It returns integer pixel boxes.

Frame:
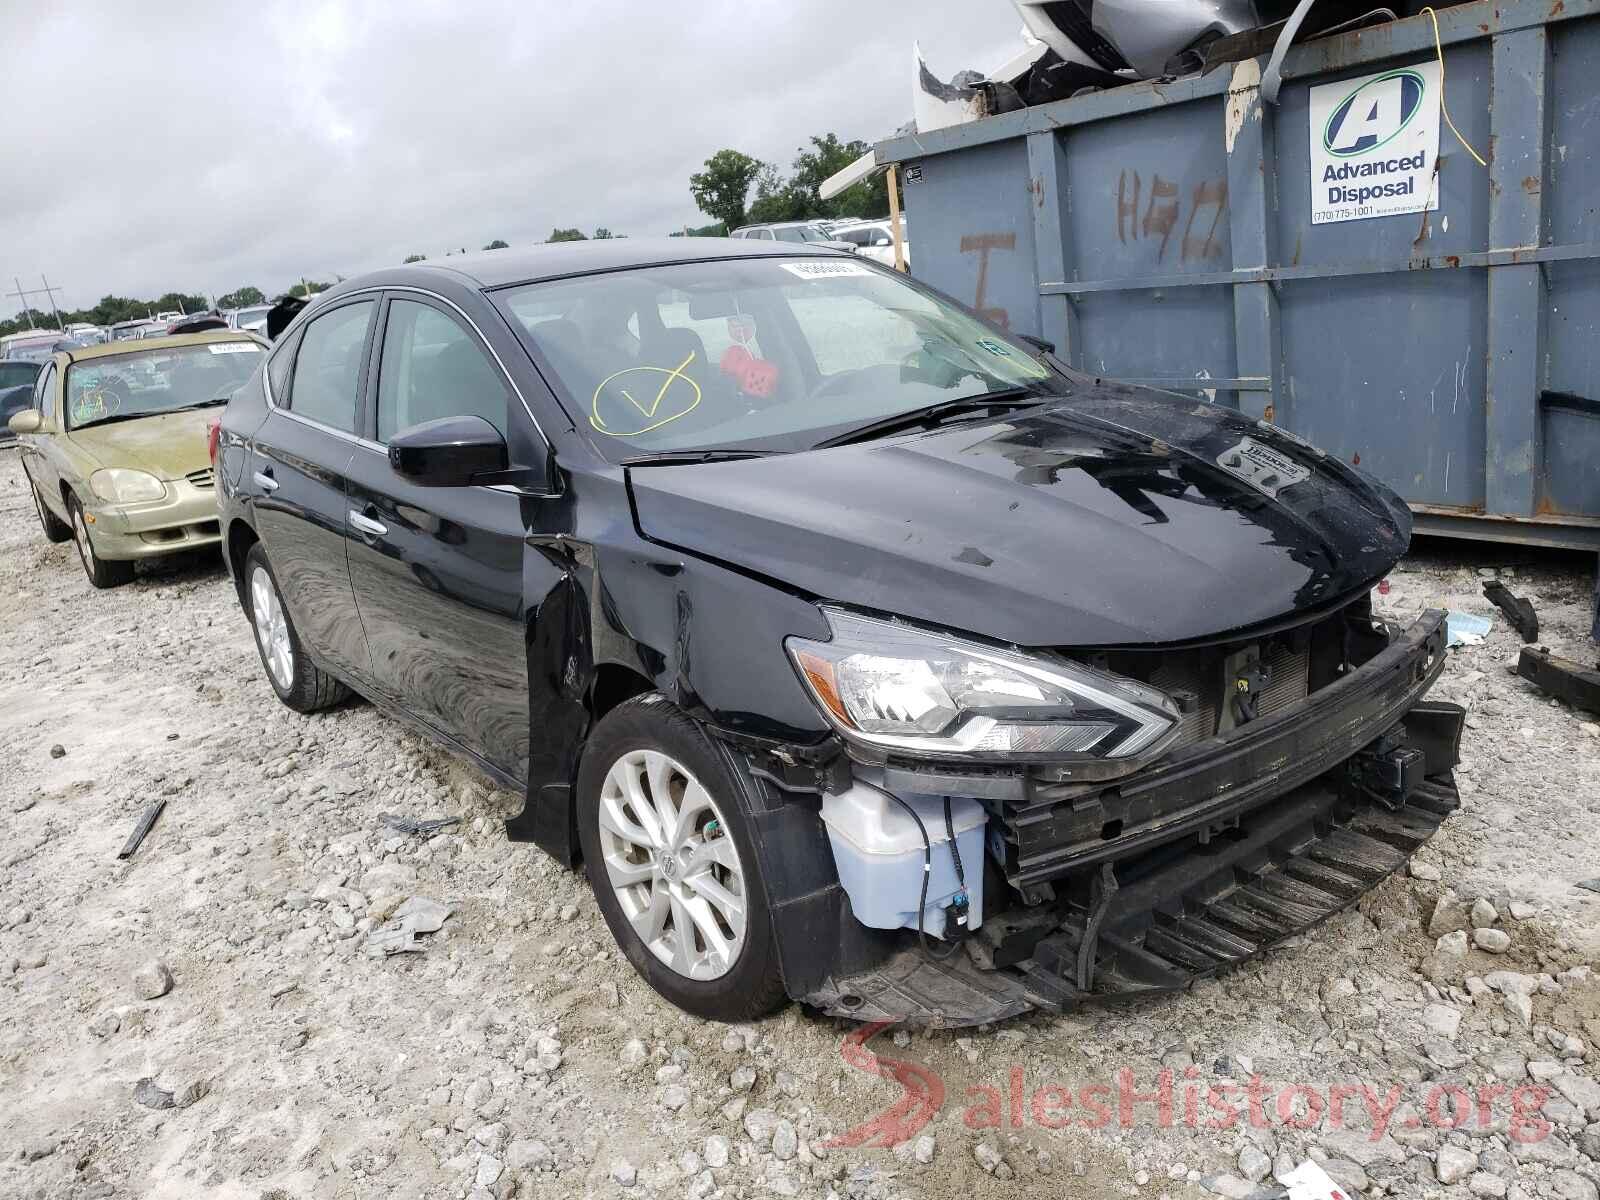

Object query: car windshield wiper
[621,448,781,467]
[72,398,230,431]
[71,412,156,431]
[812,387,1055,449]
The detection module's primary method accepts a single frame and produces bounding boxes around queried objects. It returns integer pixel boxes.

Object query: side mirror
[8,409,42,435]
[1014,333,1057,356]
[388,415,509,486]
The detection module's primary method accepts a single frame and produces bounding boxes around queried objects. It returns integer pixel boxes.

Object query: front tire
[244,543,348,713]
[577,695,787,1022]
[68,495,134,588]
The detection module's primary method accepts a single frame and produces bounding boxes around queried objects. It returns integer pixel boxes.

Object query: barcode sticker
[780,261,873,280]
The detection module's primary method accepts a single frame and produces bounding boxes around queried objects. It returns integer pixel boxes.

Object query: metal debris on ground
[1482,580,1539,642]
[117,799,168,860]
[377,812,461,836]
[133,1078,175,1110]
[1516,645,1600,714]
[366,896,454,958]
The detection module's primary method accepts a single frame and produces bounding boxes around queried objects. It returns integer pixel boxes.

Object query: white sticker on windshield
[208,342,261,355]
[780,261,874,280]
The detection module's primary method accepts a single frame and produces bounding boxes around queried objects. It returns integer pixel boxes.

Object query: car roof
[329,237,843,294]
[58,329,266,365]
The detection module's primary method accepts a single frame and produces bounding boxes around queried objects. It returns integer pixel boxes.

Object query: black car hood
[627,386,1411,647]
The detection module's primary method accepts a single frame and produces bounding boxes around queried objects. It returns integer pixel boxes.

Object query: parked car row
[729,217,909,268]
[6,240,1461,1027]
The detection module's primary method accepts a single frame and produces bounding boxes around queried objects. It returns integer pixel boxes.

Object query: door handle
[252,471,279,492]
[349,510,387,538]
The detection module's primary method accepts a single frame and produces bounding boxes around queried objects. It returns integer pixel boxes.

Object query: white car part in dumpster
[821,784,985,938]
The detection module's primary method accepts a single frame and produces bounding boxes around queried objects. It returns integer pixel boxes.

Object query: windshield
[772,226,829,243]
[235,306,271,325]
[66,340,264,429]
[497,257,1055,460]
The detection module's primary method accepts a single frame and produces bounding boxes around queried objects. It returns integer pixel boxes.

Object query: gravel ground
[3,442,1600,1200]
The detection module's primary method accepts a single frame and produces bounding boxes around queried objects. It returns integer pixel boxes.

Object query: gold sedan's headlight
[89,468,166,503]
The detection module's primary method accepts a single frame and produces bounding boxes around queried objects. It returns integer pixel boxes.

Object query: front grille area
[186,467,214,489]
[1125,638,1311,751]
[138,519,220,546]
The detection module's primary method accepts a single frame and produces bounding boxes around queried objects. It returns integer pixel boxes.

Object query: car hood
[67,408,212,479]
[627,386,1411,647]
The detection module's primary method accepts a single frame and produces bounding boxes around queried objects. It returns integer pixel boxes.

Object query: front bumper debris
[799,610,1461,1026]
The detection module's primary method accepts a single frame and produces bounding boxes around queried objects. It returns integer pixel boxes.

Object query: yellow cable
[1421,6,1488,167]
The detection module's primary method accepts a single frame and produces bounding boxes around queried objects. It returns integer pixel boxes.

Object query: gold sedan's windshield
[496,257,1056,459]
[67,341,264,429]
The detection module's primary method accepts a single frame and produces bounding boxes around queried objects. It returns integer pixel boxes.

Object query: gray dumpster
[876,0,1600,560]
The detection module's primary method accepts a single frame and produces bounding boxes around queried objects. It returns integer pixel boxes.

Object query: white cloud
[0,0,1018,309]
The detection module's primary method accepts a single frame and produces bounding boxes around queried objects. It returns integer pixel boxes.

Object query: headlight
[89,468,166,503]
[787,608,1179,767]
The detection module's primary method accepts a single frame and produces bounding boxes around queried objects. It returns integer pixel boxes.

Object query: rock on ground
[2,456,1599,1200]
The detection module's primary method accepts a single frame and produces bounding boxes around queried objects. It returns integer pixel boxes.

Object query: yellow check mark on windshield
[621,350,697,417]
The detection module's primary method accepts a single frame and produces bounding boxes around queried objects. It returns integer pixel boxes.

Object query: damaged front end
[751,596,1461,1026]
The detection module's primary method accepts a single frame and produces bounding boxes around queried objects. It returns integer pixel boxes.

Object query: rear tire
[244,542,348,712]
[68,495,134,588]
[31,478,71,543]
[577,695,787,1022]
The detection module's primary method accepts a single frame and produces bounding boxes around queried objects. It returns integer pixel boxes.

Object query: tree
[547,228,587,243]
[218,286,266,309]
[288,280,329,298]
[747,163,810,224]
[791,133,887,220]
[482,239,509,251]
[403,253,427,263]
[154,291,209,315]
[593,228,614,241]
[693,134,888,229]
[0,308,53,336]
[689,149,764,230]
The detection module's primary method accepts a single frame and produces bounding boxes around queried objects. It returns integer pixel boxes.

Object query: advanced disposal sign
[1309,61,1441,224]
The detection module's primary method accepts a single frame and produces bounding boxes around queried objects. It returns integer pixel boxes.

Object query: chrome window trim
[262,283,550,451]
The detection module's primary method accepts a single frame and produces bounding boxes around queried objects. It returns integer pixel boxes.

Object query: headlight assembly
[787,608,1179,768]
[89,468,166,504]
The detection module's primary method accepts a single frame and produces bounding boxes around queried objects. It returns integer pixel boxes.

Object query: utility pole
[37,275,64,329]
[8,278,37,329]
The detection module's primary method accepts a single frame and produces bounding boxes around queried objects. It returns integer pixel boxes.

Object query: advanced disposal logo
[1309,61,1441,225]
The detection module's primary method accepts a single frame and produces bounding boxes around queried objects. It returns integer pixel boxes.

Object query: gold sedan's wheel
[68,496,133,589]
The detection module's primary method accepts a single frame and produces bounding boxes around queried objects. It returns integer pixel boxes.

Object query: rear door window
[286,301,374,433]
[266,327,301,404]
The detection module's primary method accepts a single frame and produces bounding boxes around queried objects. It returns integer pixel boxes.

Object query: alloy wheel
[250,564,295,690]
[72,507,96,575]
[596,749,747,981]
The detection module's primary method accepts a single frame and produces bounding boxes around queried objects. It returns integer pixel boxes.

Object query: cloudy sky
[2,2,1017,311]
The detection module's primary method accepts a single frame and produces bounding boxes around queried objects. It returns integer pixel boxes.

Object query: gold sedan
[10,330,267,587]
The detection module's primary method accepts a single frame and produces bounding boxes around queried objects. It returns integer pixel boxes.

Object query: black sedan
[214,240,1461,1024]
